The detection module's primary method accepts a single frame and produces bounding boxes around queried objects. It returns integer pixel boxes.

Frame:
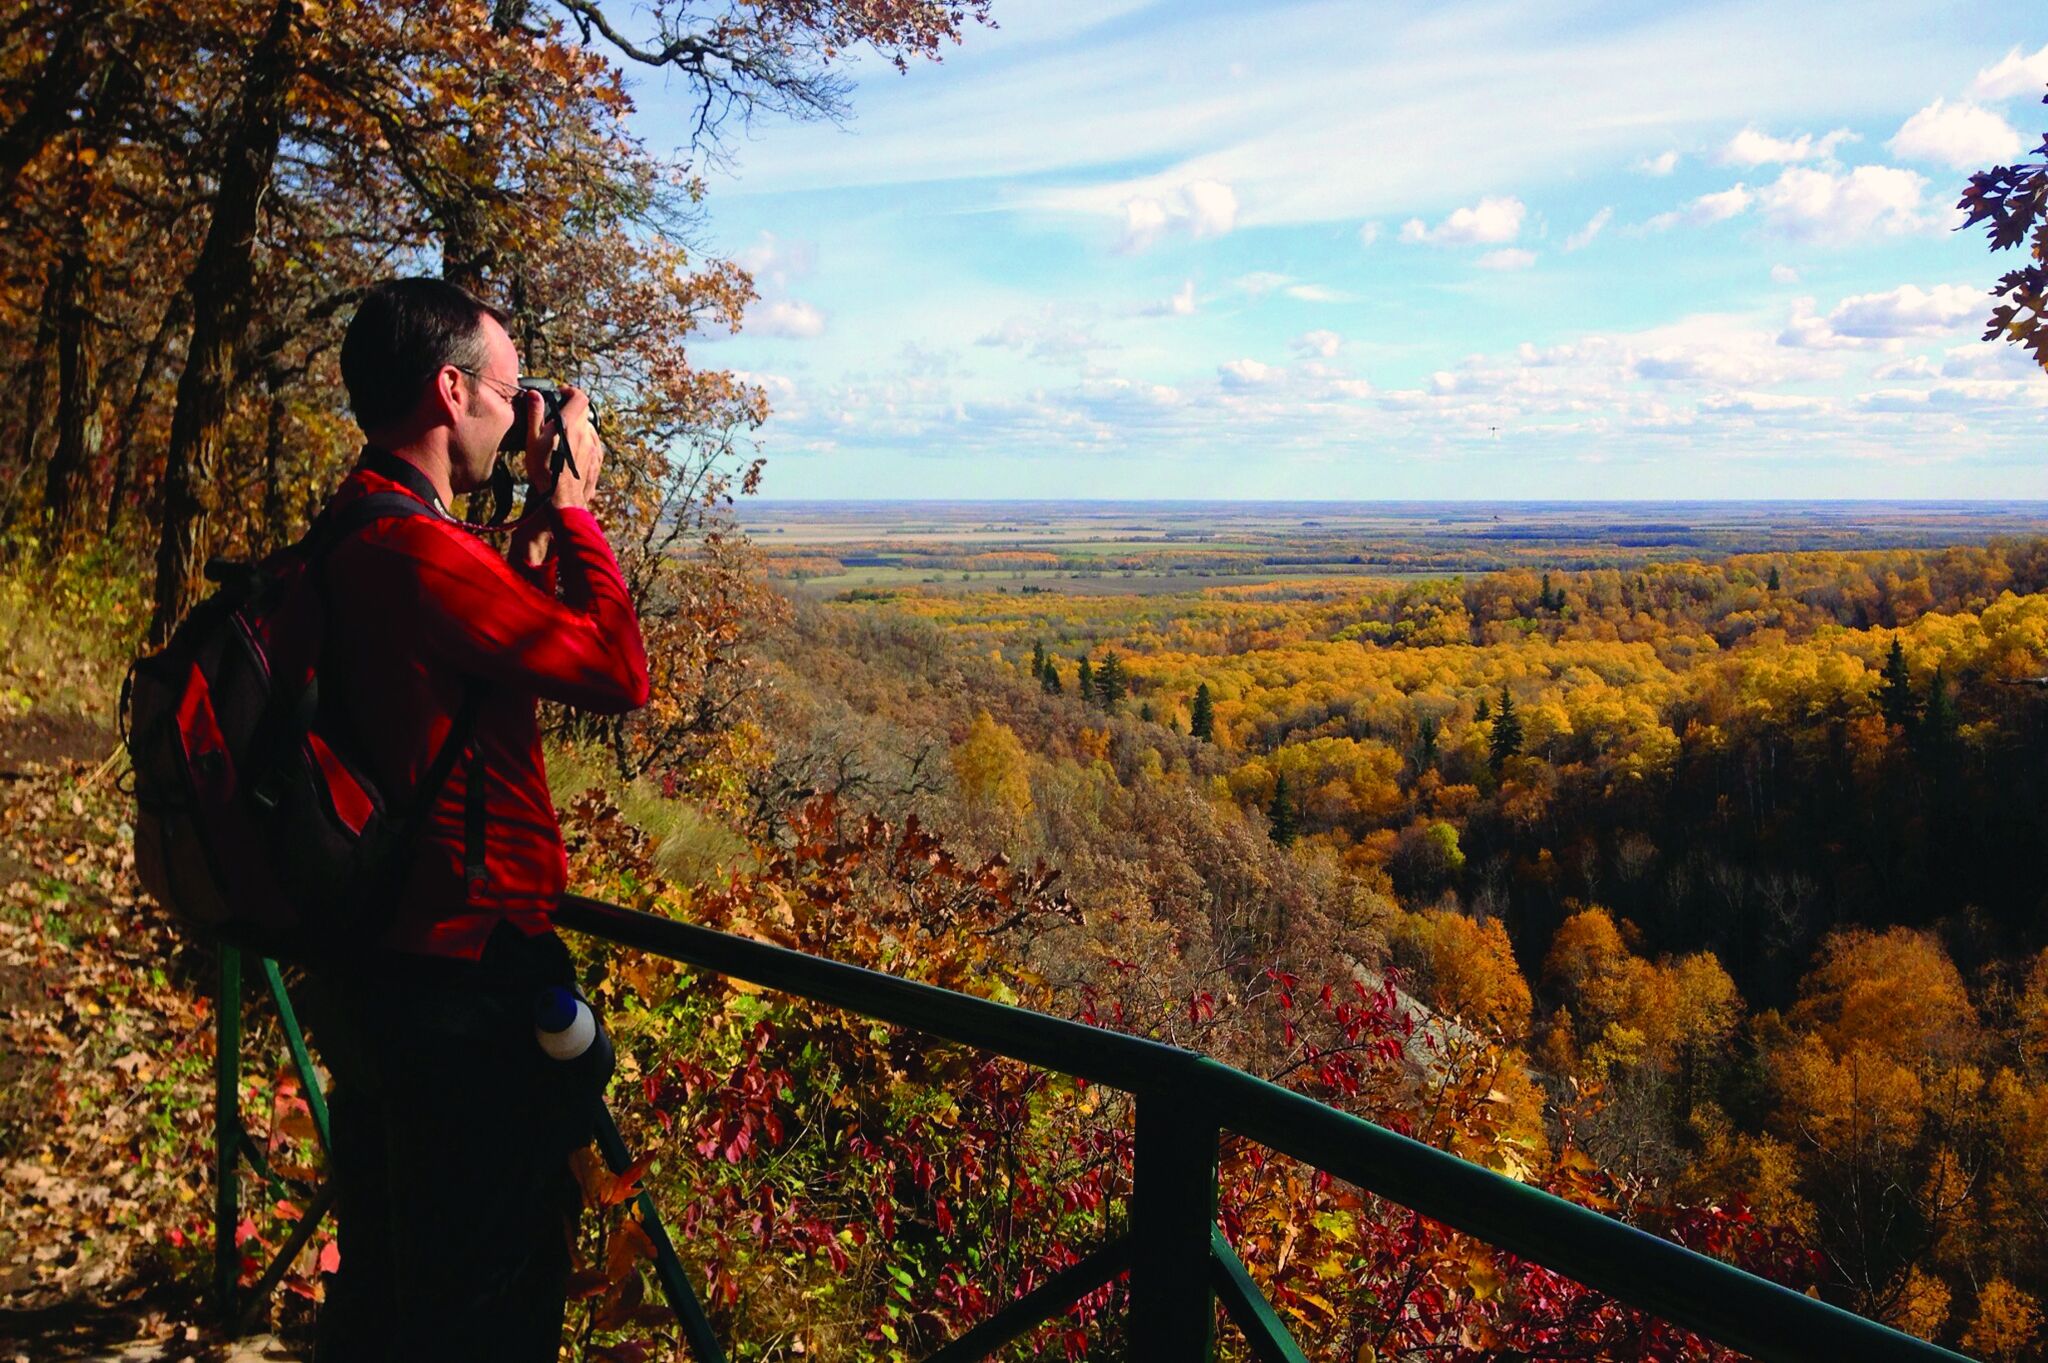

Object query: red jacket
[321,452,650,958]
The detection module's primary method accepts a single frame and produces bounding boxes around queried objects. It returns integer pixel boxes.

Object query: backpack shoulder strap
[304,490,445,559]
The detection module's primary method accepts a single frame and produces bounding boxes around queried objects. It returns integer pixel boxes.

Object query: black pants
[300,924,599,1363]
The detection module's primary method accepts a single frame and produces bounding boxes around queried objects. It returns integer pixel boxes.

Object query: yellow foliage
[950,711,1034,819]
[1770,1032,1925,1156]
[1789,927,1981,1069]
[1964,1277,2043,1362]
[1886,1266,1952,1342]
[1394,909,1532,1041]
[2017,948,2048,1068]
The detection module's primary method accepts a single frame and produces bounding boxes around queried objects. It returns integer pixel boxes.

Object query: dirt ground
[0,713,311,1363]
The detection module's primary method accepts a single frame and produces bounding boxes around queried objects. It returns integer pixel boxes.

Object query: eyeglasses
[453,366,521,404]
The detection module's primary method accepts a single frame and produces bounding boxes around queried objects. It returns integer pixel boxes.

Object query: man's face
[448,315,521,495]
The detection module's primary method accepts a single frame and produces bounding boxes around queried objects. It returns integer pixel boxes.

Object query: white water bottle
[535,985,608,1064]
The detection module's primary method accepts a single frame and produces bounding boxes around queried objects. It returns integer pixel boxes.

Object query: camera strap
[358,446,458,521]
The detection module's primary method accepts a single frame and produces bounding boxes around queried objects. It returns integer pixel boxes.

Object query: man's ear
[429,365,465,425]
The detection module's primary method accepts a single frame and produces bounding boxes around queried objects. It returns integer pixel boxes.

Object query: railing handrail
[552,893,1974,1363]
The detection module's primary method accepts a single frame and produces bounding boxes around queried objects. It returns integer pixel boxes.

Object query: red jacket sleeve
[360,507,651,713]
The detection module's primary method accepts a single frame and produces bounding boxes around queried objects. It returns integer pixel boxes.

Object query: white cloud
[1401,195,1525,245]
[1699,391,1828,416]
[1122,197,1170,249]
[1824,283,1981,338]
[1778,283,1980,349]
[750,300,826,338]
[1234,272,1348,302]
[977,307,1108,361]
[1648,183,1752,230]
[1218,357,1280,387]
[1777,298,1866,350]
[731,369,799,405]
[1939,342,2039,381]
[1182,179,1240,236]
[1771,264,1800,284]
[1476,248,1538,270]
[1627,313,1842,386]
[1358,222,1380,247]
[1637,150,1679,176]
[1753,165,1929,240]
[1972,43,2048,101]
[1140,279,1198,317]
[1720,126,1855,166]
[1292,329,1343,358]
[1119,178,1239,250]
[1564,207,1613,251]
[734,232,816,289]
[1872,355,1937,380]
[1888,99,2023,170]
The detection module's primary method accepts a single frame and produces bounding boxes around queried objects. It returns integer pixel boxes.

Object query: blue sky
[628,0,2048,500]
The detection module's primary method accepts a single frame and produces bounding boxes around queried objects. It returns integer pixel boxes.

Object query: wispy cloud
[976,306,1110,362]
[1719,126,1856,166]
[1138,280,1198,317]
[1476,248,1538,271]
[749,301,827,339]
[1565,207,1613,251]
[1648,183,1752,230]
[1972,43,2048,101]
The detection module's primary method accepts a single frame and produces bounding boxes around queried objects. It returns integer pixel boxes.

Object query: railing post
[594,1103,726,1363]
[261,957,329,1152]
[214,944,242,1324]
[1129,1086,1219,1360]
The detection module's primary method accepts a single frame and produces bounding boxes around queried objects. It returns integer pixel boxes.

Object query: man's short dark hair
[341,278,511,432]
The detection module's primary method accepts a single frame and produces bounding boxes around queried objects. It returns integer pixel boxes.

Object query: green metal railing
[212,892,1977,1362]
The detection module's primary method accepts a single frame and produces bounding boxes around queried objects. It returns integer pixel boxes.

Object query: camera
[473,378,580,526]
[498,379,568,458]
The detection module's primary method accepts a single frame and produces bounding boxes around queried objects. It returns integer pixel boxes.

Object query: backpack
[122,493,481,961]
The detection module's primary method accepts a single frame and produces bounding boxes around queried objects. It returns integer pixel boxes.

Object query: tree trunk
[436,0,527,291]
[0,275,60,534]
[260,378,288,549]
[0,7,98,196]
[42,144,101,550]
[105,290,188,536]
[148,0,300,645]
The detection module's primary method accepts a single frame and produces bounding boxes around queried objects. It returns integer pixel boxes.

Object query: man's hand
[522,384,606,513]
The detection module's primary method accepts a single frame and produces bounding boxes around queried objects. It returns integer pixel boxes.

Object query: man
[302,277,650,1361]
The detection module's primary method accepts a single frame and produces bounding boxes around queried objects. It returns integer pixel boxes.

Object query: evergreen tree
[1040,658,1062,694]
[1030,640,1045,678]
[1475,695,1490,722]
[1880,636,1917,730]
[1541,572,1557,612]
[1767,564,1781,592]
[1922,667,1961,759]
[1096,652,1128,707]
[1190,683,1214,740]
[1416,714,1440,770]
[1076,656,1096,704]
[1268,770,1298,846]
[1139,701,1154,723]
[1489,687,1523,772]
